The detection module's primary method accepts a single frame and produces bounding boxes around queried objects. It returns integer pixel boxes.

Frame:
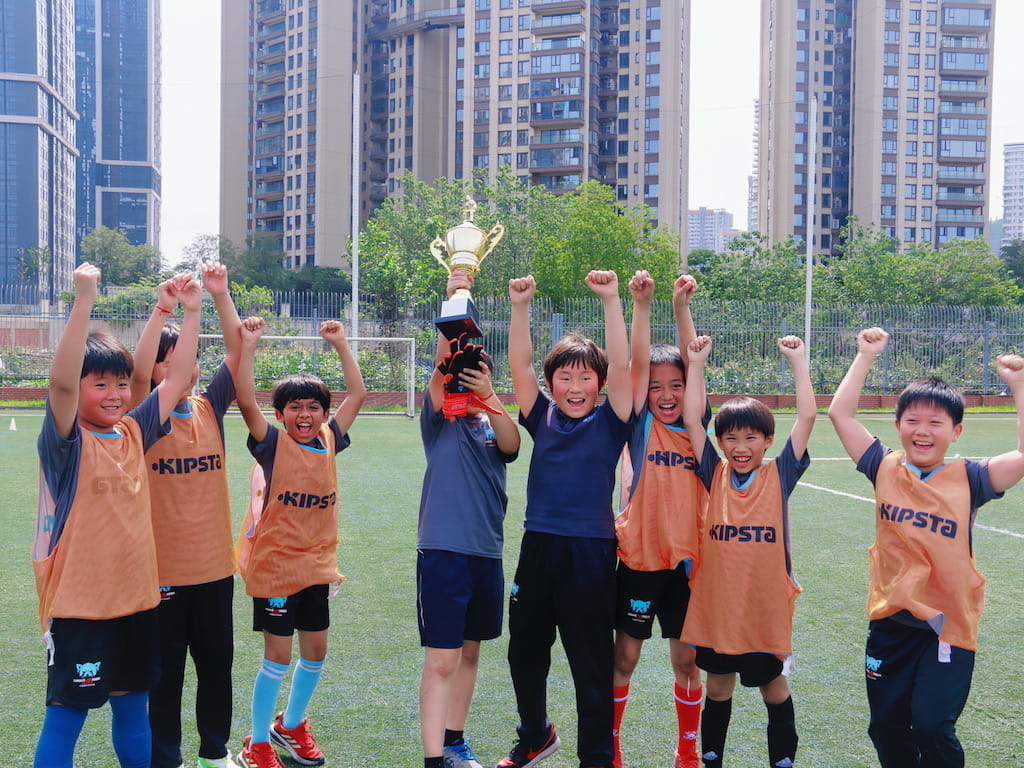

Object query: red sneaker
[269,711,326,766]
[674,744,702,768]
[239,736,285,768]
[495,724,561,768]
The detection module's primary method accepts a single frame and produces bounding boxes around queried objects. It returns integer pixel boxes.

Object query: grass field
[2,409,1022,767]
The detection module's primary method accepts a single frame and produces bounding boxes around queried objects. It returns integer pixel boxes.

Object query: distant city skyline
[160,0,1024,266]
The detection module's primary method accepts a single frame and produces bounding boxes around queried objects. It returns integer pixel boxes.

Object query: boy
[828,327,1024,768]
[33,263,202,768]
[419,273,521,768]
[131,263,243,768]
[681,334,816,768]
[234,315,366,768]
[499,270,633,768]
[612,272,706,768]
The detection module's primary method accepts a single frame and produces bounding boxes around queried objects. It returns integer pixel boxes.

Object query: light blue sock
[282,656,325,730]
[109,691,151,768]
[34,704,88,768]
[252,658,289,743]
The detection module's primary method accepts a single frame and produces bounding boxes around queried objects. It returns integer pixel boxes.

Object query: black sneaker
[495,724,561,768]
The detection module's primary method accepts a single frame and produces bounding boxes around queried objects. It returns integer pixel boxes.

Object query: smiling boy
[828,327,1024,768]
[234,316,366,768]
[681,334,816,768]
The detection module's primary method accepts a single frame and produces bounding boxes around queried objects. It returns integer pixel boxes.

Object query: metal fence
[4,293,1024,395]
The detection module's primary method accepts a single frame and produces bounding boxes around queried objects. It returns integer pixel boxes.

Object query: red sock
[674,681,703,759]
[612,683,629,768]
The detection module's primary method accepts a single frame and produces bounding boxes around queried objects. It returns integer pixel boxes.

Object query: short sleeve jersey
[418,389,518,559]
[857,437,1000,650]
[519,392,632,539]
[34,392,168,628]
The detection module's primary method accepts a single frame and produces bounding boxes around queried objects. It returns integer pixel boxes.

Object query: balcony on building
[255,0,285,23]
[531,0,586,9]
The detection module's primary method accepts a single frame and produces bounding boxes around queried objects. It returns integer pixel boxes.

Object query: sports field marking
[799,481,1024,540]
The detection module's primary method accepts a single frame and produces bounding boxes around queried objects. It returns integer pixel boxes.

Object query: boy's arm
[986,354,1024,493]
[673,274,698,367]
[587,270,631,422]
[201,262,243,376]
[129,279,177,409]
[828,327,888,464]
[236,317,271,442]
[779,336,816,460]
[683,336,712,461]
[458,360,521,455]
[49,263,101,438]
[628,270,654,415]
[322,320,366,435]
[508,275,540,417]
[155,274,202,423]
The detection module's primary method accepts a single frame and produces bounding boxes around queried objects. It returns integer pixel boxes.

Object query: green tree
[1000,238,1024,288]
[231,235,293,290]
[291,265,353,293]
[79,226,162,285]
[696,232,810,302]
[174,234,241,274]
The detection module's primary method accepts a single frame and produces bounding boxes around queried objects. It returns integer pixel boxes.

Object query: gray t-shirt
[417,390,518,559]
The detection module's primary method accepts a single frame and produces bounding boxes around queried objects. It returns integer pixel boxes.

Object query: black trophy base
[435,295,482,340]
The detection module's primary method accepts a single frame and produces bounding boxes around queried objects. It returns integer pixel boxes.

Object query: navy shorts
[46,608,160,708]
[252,584,330,636]
[417,548,503,649]
[695,647,784,688]
[615,561,691,640]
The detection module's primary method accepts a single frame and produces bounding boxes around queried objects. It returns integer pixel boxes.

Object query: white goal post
[198,333,418,417]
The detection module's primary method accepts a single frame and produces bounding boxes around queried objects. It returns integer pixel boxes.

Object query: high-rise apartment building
[1002,141,1024,247]
[759,0,995,255]
[688,207,738,254]
[0,0,77,295]
[74,0,163,250]
[221,0,691,270]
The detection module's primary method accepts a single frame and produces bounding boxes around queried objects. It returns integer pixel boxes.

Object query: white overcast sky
[160,0,1024,264]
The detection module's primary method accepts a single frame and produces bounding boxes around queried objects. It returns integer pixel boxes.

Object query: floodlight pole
[804,96,817,362]
[351,70,361,356]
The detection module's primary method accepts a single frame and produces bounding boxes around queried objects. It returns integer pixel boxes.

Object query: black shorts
[615,561,691,640]
[695,647,784,688]
[417,548,503,648]
[252,584,330,636]
[46,608,160,708]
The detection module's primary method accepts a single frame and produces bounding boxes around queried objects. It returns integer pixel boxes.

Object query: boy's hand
[201,262,230,296]
[628,270,654,303]
[778,335,806,362]
[458,360,495,397]
[586,269,619,298]
[688,335,713,364]
[996,354,1024,386]
[447,271,473,299]
[72,262,101,305]
[320,319,348,344]
[857,327,889,357]
[156,278,176,312]
[240,316,266,345]
[171,273,203,312]
[509,275,536,305]
[673,274,697,307]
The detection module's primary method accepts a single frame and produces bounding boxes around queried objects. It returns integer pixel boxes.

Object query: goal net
[198,333,418,417]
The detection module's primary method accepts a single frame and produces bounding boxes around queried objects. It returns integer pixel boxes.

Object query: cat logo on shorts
[266,596,288,617]
[74,661,102,687]
[865,654,883,681]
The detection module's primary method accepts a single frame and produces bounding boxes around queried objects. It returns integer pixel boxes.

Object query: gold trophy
[430,195,505,339]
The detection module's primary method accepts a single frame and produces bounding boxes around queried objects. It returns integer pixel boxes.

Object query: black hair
[714,396,775,438]
[543,333,608,389]
[156,324,180,364]
[896,377,964,425]
[81,332,133,379]
[271,372,332,412]
[649,343,685,380]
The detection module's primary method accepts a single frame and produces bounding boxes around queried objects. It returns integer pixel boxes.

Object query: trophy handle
[478,223,506,266]
[429,236,451,273]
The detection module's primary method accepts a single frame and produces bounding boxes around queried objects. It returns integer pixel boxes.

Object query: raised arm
[683,336,713,461]
[986,354,1024,493]
[587,270,631,422]
[201,262,243,376]
[129,279,177,409]
[321,319,366,435]
[778,336,816,460]
[673,274,698,367]
[628,270,654,415]
[49,263,101,437]
[508,275,540,417]
[236,316,271,443]
[155,274,202,423]
[828,327,889,464]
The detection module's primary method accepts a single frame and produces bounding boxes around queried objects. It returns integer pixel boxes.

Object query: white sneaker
[198,752,242,768]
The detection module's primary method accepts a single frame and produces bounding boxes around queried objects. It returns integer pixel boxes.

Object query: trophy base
[435,296,482,340]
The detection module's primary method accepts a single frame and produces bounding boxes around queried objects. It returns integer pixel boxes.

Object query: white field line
[798,481,1024,540]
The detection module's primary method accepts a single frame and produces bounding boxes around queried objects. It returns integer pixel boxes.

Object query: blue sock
[34,704,88,768]
[282,656,325,729]
[252,658,289,743]
[109,691,151,768]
